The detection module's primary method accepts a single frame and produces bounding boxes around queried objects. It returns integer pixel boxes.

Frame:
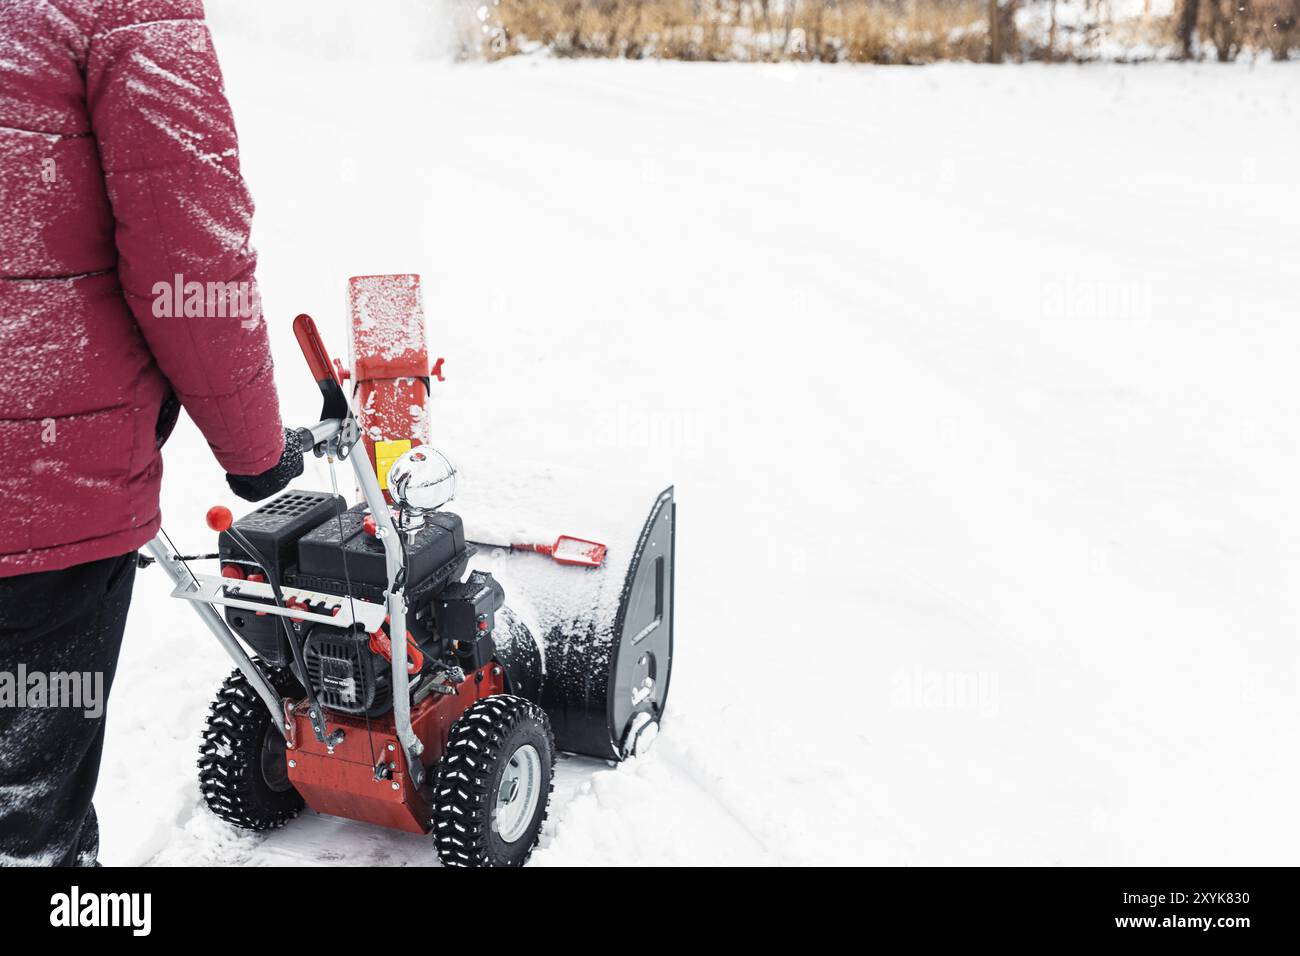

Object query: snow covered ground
[95,9,1300,865]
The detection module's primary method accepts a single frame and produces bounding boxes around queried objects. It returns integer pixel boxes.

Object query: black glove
[226,428,304,502]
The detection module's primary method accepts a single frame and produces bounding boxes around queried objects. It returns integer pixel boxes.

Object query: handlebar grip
[292,426,317,455]
[292,420,344,460]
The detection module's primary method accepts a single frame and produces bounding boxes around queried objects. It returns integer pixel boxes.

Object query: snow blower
[143,275,675,866]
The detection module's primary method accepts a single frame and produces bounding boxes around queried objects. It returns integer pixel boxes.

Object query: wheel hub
[494,744,541,843]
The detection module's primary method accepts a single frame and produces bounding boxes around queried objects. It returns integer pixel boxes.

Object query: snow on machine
[143,276,675,866]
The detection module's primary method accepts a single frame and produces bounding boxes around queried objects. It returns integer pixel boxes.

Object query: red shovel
[468,535,607,568]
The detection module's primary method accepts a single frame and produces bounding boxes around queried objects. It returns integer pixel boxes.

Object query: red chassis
[285,663,506,833]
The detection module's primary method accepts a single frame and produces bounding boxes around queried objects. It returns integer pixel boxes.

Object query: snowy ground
[95,18,1300,865]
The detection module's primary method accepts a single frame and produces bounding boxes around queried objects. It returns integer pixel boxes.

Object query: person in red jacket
[0,1,299,865]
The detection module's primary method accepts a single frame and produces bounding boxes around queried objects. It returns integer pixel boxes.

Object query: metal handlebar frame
[148,413,425,779]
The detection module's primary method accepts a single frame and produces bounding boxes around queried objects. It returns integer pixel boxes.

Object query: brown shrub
[1248,0,1300,59]
[1178,0,1300,60]
[472,0,994,64]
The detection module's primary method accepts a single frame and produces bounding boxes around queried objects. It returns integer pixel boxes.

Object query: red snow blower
[144,275,675,867]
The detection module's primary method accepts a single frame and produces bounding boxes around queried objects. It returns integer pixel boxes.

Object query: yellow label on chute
[374,439,412,492]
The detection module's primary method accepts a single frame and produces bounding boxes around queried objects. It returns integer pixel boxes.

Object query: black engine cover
[220,490,346,665]
[288,504,467,601]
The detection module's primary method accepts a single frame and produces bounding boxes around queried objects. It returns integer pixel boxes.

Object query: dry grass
[451,0,1300,63]
[465,0,995,64]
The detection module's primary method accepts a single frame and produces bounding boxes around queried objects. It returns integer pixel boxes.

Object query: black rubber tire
[431,695,555,867]
[198,663,305,831]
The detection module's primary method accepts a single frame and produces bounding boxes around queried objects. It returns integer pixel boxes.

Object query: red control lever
[293,314,339,387]
[293,313,350,422]
[206,506,233,532]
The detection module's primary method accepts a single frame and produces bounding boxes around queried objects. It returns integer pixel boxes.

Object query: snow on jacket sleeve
[84,0,283,476]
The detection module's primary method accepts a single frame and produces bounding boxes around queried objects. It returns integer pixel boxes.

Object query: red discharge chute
[346,274,438,501]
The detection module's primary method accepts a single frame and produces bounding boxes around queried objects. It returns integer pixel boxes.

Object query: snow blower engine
[144,276,674,867]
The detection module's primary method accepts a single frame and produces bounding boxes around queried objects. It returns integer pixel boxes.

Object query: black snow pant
[0,551,135,866]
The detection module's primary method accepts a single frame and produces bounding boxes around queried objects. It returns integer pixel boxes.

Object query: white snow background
[95,1,1300,866]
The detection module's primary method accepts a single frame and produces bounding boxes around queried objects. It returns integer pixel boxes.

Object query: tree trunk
[989,0,1002,62]
[1176,0,1200,59]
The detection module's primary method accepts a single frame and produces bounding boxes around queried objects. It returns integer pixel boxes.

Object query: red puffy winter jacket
[0,0,283,576]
